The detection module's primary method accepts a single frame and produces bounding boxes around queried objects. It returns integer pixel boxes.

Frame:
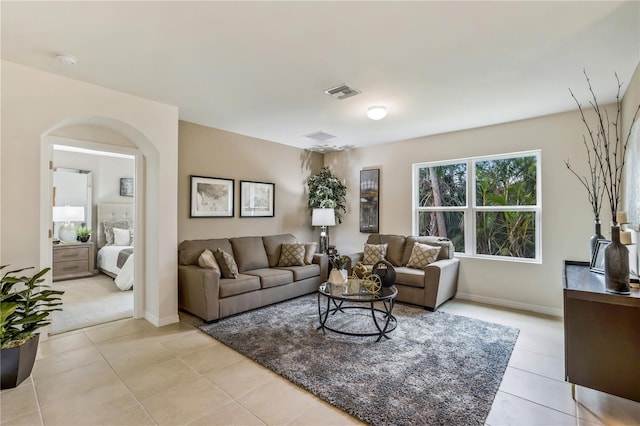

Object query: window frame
[412,150,541,263]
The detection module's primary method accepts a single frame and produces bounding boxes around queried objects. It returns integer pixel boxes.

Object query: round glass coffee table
[317,282,398,342]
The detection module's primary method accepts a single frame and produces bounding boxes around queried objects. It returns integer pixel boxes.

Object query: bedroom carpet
[49,273,133,335]
[198,294,519,426]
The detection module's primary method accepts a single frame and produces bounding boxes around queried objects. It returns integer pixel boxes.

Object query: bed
[96,203,134,291]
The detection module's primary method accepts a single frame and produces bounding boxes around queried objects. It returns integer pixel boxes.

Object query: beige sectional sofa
[178,234,328,321]
[350,234,460,311]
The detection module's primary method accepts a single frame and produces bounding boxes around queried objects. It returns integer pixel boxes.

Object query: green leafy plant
[1,266,64,349]
[306,166,347,224]
[76,224,92,237]
[331,255,351,270]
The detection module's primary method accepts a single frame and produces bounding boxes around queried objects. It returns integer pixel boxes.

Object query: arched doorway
[39,116,158,324]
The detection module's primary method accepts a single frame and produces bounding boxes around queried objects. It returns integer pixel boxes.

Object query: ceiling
[2,1,639,151]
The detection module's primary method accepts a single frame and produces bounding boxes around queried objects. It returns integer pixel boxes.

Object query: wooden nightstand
[52,242,95,282]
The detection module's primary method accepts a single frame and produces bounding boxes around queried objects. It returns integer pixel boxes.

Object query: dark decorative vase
[77,235,90,243]
[372,260,396,288]
[604,225,630,295]
[590,220,604,261]
[1,334,39,389]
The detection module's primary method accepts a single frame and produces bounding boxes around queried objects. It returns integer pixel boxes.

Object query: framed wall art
[120,178,134,197]
[590,239,610,274]
[240,180,275,218]
[190,175,234,218]
[360,169,379,233]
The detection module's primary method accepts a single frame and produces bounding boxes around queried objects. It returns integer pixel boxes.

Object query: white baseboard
[455,292,563,318]
[144,311,180,327]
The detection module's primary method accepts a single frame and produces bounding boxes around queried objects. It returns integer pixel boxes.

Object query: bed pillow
[304,242,318,265]
[363,243,388,265]
[278,243,306,267]
[406,242,441,269]
[104,219,132,245]
[198,249,220,274]
[113,228,131,246]
[213,248,239,279]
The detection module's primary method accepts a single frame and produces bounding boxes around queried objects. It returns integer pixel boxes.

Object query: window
[413,151,541,261]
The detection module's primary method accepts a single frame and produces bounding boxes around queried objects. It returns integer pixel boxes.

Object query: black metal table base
[317,292,397,342]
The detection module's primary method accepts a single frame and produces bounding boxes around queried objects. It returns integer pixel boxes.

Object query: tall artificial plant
[565,70,640,225]
[306,166,347,224]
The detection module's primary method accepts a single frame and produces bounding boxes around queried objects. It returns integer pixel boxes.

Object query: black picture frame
[239,180,275,218]
[190,175,234,218]
[120,178,134,197]
[590,239,610,274]
[360,169,379,233]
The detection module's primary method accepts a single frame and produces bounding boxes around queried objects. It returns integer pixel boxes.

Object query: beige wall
[1,61,179,326]
[325,108,618,316]
[178,121,324,242]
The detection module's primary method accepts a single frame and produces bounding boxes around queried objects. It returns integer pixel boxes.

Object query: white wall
[326,107,622,316]
[1,61,179,326]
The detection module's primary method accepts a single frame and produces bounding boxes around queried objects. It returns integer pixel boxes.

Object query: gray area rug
[198,294,519,425]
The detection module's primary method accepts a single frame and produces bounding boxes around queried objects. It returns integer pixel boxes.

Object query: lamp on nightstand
[53,206,85,244]
[312,208,335,254]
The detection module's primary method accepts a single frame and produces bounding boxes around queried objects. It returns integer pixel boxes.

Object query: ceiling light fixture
[367,106,387,120]
[54,52,78,65]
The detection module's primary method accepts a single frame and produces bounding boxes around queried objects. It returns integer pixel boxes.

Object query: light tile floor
[2,299,640,426]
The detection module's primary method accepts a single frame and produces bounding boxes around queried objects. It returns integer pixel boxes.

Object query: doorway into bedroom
[48,141,136,335]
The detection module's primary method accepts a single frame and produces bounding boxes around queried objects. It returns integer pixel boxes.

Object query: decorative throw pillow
[304,242,318,265]
[104,219,132,245]
[363,243,388,265]
[198,249,220,274]
[406,242,441,269]
[278,243,306,267]
[213,248,239,279]
[113,228,131,246]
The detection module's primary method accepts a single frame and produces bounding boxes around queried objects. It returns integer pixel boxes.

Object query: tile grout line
[498,388,579,419]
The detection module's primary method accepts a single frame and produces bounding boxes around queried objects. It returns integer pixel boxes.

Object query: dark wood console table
[563,260,640,402]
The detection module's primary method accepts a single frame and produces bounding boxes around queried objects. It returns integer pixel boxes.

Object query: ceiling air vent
[304,131,336,142]
[324,84,360,100]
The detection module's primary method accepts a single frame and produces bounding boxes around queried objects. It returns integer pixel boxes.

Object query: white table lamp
[53,206,85,243]
[312,208,335,254]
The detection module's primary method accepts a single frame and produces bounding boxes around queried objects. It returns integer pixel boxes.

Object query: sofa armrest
[312,253,329,282]
[178,265,221,321]
[424,258,460,309]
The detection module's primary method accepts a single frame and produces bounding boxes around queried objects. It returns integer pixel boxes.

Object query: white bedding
[97,245,134,291]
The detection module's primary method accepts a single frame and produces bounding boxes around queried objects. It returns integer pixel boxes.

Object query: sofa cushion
[198,249,220,274]
[406,242,442,269]
[178,238,234,266]
[213,248,239,279]
[402,236,454,264]
[244,268,293,289]
[304,242,318,265]
[219,274,261,298]
[230,236,270,272]
[278,243,306,267]
[366,234,406,266]
[363,243,388,265]
[262,234,297,267]
[276,264,320,281]
[395,266,426,288]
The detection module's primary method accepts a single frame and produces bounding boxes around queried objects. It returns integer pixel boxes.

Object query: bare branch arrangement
[566,70,640,225]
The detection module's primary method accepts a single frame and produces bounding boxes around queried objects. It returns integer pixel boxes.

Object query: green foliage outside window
[416,154,539,259]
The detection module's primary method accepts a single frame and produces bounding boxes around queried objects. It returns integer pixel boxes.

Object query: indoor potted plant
[76,224,92,243]
[1,266,64,389]
[329,255,351,285]
[306,166,347,224]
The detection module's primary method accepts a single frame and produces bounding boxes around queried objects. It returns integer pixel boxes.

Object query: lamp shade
[312,208,336,227]
[52,206,85,223]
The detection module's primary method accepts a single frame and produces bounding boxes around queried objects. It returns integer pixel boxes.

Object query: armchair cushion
[366,234,406,266]
[363,243,388,265]
[406,242,441,269]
